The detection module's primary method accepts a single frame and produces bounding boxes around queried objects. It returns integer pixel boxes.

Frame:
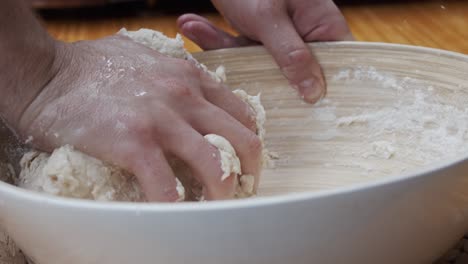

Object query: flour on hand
[17,28,266,202]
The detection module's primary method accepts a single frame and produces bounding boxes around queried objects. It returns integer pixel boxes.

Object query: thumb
[177,13,253,50]
[257,16,325,103]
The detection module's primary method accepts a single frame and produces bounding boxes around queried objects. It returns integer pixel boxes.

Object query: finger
[177,13,253,50]
[292,0,354,42]
[302,17,354,42]
[189,102,262,185]
[342,33,355,41]
[257,15,325,103]
[200,73,257,132]
[162,122,237,200]
[126,146,181,202]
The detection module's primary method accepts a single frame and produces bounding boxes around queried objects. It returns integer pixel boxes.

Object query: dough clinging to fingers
[17,28,268,202]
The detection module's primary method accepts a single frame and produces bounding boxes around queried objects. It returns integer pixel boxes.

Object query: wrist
[0,36,62,131]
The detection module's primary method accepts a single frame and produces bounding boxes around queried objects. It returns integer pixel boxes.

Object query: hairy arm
[0,0,60,127]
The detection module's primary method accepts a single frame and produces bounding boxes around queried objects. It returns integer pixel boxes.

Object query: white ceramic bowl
[1,42,468,264]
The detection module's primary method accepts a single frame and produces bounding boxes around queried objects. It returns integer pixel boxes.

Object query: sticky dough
[17,28,267,202]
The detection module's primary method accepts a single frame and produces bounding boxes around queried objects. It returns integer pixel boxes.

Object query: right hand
[178,0,352,103]
[15,35,262,202]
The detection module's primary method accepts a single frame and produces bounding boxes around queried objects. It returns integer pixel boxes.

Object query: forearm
[0,0,58,127]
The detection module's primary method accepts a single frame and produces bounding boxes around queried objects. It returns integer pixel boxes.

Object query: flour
[17,146,149,202]
[118,28,226,83]
[204,134,241,181]
[361,141,396,159]
[328,66,468,171]
[333,65,403,90]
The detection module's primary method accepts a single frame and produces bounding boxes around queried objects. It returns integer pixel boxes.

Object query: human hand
[178,0,352,103]
[14,36,262,202]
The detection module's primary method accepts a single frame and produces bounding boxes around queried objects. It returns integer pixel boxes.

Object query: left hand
[177,0,352,103]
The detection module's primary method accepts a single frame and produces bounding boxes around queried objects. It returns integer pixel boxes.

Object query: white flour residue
[326,65,468,171]
[335,89,468,164]
[304,99,339,140]
[311,99,337,121]
[361,141,396,160]
[333,66,417,91]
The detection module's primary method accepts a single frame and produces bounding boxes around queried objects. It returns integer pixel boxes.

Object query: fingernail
[298,78,324,103]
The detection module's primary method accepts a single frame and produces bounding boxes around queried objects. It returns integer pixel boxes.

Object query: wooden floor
[40,0,468,55]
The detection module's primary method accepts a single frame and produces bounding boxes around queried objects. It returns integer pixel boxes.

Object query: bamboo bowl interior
[194,42,468,197]
[1,42,468,199]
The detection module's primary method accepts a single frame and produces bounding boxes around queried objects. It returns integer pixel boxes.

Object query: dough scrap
[118,28,226,83]
[204,134,241,181]
[17,28,267,202]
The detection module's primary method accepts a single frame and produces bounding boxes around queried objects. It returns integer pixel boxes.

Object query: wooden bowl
[194,42,468,197]
[1,42,468,264]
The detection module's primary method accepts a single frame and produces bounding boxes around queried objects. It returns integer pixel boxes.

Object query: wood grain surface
[193,43,468,196]
[40,0,468,54]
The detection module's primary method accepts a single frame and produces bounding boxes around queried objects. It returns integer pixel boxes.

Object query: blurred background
[31,0,468,55]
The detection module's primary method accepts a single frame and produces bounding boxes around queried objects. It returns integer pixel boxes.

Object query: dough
[19,146,152,202]
[18,134,255,202]
[118,28,226,83]
[17,28,267,202]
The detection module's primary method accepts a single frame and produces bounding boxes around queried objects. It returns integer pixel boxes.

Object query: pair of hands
[16,0,351,202]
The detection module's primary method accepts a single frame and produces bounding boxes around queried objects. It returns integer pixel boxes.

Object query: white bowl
[1,42,468,264]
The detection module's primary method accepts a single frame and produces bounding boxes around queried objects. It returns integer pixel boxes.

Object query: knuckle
[280,46,314,78]
[164,79,207,109]
[127,113,155,139]
[256,1,282,19]
[179,60,200,75]
[305,22,347,41]
[165,79,195,98]
[283,47,312,69]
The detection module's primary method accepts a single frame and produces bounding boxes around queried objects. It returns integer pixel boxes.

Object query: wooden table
[42,0,468,55]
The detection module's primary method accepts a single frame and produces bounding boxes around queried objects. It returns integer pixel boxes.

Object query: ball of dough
[18,146,149,202]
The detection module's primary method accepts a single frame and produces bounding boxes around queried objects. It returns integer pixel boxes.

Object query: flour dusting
[321,66,468,172]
